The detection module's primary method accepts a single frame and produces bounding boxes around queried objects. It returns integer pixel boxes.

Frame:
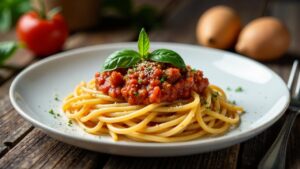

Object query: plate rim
[9,42,290,149]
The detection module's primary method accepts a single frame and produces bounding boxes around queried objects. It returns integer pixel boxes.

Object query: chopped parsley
[160,76,166,83]
[205,104,211,109]
[200,97,207,105]
[235,86,243,92]
[138,79,143,84]
[54,94,60,101]
[49,109,55,115]
[68,120,73,126]
[230,100,236,105]
[226,87,232,91]
[48,109,61,118]
[211,92,219,98]
[146,67,152,71]
[134,92,139,96]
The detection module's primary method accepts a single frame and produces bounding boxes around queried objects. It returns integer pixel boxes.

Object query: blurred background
[0,0,299,61]
[0,1,300,169]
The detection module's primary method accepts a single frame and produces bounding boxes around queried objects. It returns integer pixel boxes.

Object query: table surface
[0,0,299,168]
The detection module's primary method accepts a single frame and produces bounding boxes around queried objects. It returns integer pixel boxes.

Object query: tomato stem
[48,7,62,19]
[38,0,47,19]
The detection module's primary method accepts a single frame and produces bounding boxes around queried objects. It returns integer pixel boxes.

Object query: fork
[258,60,300,169]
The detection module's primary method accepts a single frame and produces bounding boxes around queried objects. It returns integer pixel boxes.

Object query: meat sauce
[95,61,209,105]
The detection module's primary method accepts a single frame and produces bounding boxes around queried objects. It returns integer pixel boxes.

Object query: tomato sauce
[95,61,209,105]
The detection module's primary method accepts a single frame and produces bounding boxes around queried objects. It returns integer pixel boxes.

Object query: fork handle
[258,110,298,169]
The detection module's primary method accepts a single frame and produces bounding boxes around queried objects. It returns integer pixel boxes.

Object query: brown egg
[235,17,290,61]
[196,5,241,49]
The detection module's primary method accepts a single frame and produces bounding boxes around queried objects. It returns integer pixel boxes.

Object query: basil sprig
[102,28,186,71]
[138,28,150,58]
[149,49,186,68]
[102,49,140,71]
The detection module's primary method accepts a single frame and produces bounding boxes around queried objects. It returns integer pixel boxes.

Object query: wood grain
[104,145,239,169]
[286,116,300,169]
[0,73,33,157]
[0,129,107,169]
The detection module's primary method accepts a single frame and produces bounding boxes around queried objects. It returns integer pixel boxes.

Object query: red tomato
[17,11,68,56]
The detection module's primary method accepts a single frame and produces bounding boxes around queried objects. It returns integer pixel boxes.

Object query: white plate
[10,43,290,157]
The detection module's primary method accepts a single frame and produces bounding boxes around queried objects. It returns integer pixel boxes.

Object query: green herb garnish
[235,86,243,92]
[160,76,166,83]
[211,92,219,98]
[68,120,73,126]
[138,28,150,58]
[49,109,55,115]
[226,87,231,91]
[102,49,141,71]
[54,94,60,101]
[48,109,61,118]
[102,28,186,72]
[134,92,139,96]
[200,97,207,105]
[138,79,143,84]
[146,67,152,71]
[149,49,185,68]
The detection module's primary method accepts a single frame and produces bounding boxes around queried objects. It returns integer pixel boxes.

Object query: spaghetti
[62,79,243,142]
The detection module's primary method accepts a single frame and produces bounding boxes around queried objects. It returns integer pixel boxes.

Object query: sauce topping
[95,61,209,105]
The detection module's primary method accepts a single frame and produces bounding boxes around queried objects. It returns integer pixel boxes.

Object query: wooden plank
[103,145,239,169]
[0,78,33,157]
[0,129,107,169]
[286,116,300,169]
[237,115,286,169]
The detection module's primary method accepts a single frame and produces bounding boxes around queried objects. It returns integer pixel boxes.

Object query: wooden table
[0,0,299,168]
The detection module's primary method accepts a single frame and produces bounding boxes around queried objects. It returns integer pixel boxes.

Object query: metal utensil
[258,60,300,169]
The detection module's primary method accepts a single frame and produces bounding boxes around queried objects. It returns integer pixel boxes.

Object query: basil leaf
[137,28,149,57]
[0,41,19,65]
[102,49,141,71]
[149,49,186,68]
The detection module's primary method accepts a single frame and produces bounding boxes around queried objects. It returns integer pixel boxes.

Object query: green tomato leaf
[149,49,186,68]
[137,28,150,57]
[0,41,19,65]
[0,8,12,32]
[102,49,141,71]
